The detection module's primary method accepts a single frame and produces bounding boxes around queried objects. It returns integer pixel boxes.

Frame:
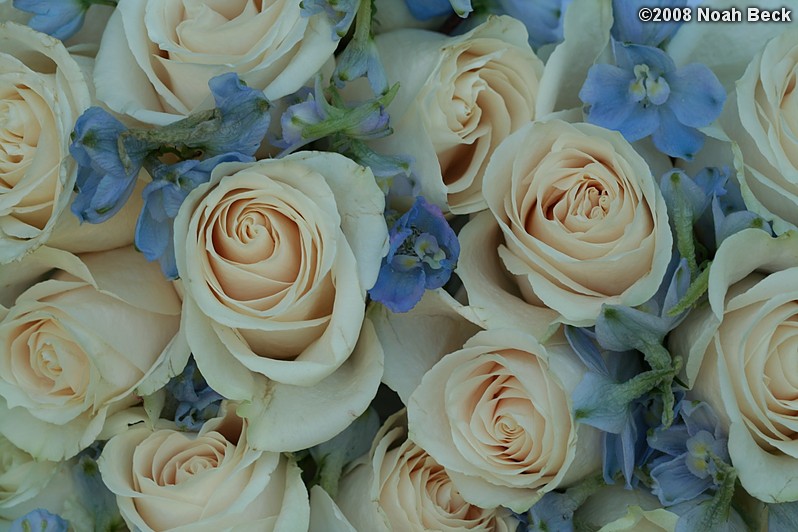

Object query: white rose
[174,153,388,451]
[99,407,309,531]
[671,228,798,502]
[0,246,181,460]
[574,485,678,532]
[408,328,601,512]
[0,23,90,263]
[332,410,518,531]
[94,0,337,125]
[458,120,672,333]
[362,16,543,214]
[723,29,798,233]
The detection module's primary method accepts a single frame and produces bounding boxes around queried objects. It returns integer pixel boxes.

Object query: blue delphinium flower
[69,107,152,224]
[404,0,472,19]
[369,196,459,313]
[13,0,92,41]
[611,0,688,47]
[136,153,252,279]
[10,509,68,532]
[647,400,729,506]
[497,0,571,48]
[517,491,578,531]
[201,72,271,158]
[165,356,224,431]
[300,0,359,39]
[579,42,725,159]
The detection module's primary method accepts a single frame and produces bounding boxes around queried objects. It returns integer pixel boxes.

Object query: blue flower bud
[10,509,68,532]
[69,107,151,224]
[301,0,359,39]
[164,357,223,431]
[13,0,88,41]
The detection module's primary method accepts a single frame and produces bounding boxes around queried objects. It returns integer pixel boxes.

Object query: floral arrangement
[2,0,798,530]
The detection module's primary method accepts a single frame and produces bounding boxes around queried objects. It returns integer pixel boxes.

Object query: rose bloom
[93,0,337,125]
[0,435,58,516]
[99,406,308,531]
[408,328,600,513]
[328,410,518,531]
[361,16,543,214]
[0,22,90,263]
[174,153,388,452]
[0,246,181,461]
[458,119,671,333]
[671,228,798,502]
[723,29,798,233]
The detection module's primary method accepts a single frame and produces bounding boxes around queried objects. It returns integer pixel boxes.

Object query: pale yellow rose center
[7,316,88,402]
[446,351,571,486]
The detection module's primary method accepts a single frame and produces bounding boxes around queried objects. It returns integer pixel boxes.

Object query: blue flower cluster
[164,357,224,431]
[369,197,459,313]
[69,73,270,278]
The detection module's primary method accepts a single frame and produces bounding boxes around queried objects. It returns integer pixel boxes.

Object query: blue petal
[611,0,686,47]
[617,104,660,142]
[650,454,714,505]
[369,263,426,313]
[14,0,86,40]
[403,0,454,19]
[498,0,570,48]
[681,400,722,438]
[614,43,676,76]
[649,423,690,455]
[206,73,271,157]
[9,509,68,532]
[580,65,637,131]
[668,63,726,128]
[565,326,608,375]
[651,107,705,159]
[572,372,632,434]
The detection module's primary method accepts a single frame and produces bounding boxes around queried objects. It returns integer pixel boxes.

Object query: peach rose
[408,328,601,512]
[361,16,543,213]
[671,228,798,502]
[332,410,518,531]
[174,153,388,451]
[458,120,672,333]
[0,22,90,263]
[0,246,181,460]
[94,0,337,125]
[99,407,308,531]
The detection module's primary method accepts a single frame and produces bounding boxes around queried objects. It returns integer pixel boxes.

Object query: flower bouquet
[0,0,797,530]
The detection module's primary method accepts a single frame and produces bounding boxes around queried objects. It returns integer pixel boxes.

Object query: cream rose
[0,246,181,460]
[723,29,798,233]
[671,228,798,502]
[408,328,601,513]
[94,0,337,125]
[0,22,90,263]
[331,410,518,531]
[360,16,543,214]
[458,120,672,332]
[174,152,388,452]
[99,407,309,531]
